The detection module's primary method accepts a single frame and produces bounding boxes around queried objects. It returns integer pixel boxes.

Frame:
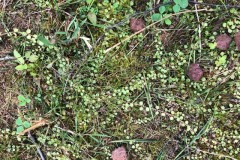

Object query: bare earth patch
[0,68,16,127]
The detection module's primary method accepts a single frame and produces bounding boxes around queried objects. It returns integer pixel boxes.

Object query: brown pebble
[216,34,232,50]
[129,18,145,33]
[188,63,204,81]
[234,32,240,50]
[111,147,127,160]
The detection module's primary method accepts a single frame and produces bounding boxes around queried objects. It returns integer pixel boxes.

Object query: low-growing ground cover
[0,0,240,159]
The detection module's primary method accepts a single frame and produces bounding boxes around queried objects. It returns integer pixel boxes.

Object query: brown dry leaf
[216,34,232,50]
[111,147,127,160]
[129,18,145,33]
[188,63,204,81]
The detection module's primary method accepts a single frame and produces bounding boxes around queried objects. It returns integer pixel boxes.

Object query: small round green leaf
[208,42,217,49]
[113,2,119,9]
[159,6,166,14]
[174,0,181,4]
[23,121,31,128]
[18,95,25,101]
[179,0,188,8]
[173,4,181,13]
[17,126,24,134]
[165,19,172,25]
[16,117,23,126]
[151,13,162,21]
[19,101,26,107]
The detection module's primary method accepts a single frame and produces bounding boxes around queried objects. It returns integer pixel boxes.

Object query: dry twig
[105,9,210,53]
[19,119,49,136]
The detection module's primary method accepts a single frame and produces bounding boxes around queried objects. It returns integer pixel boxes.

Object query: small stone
[129,18,145,33]
[215,34,232,50]
[188,63,204,81]
[234,32,240,50]
[111,147,127,160]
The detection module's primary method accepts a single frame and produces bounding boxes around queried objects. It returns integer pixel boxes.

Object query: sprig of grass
[174,115,214,160]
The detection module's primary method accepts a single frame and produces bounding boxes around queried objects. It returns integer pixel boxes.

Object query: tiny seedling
[151,6,172,25]
[18,95,31,107]
[173,0,188,13]
[13,50,38,76]
[15,117,31,134]
[151,0,189,25]
[215,55,227,67]
[208,42,217,49]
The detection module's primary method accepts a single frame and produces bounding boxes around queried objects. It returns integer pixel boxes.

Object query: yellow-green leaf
[29,55,38,62]
[15,64,28,71]
[87,12,97,25]
[13,50,21,59]
[208,42,217,49]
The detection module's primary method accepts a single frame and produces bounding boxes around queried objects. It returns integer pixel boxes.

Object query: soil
[0,23,15,127]
[0,23,12,55]
[0,69,16,128]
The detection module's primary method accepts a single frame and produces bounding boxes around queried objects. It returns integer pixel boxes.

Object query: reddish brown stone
[130,18,145,33]
[111,147,127,160]
[216,34,232,50]
[234,32,240,50]
[188,63,204,81]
